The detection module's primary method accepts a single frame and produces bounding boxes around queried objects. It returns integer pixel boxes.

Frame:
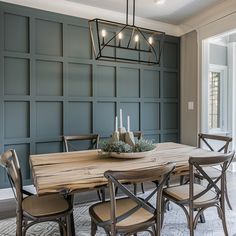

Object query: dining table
[29,142,221,196]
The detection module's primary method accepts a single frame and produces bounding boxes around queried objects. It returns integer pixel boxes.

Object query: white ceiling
[67,0,226,25]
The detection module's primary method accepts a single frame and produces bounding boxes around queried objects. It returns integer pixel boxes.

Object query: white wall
[180,30,198,146]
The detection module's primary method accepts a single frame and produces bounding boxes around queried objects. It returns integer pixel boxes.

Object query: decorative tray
[110,148,156,159]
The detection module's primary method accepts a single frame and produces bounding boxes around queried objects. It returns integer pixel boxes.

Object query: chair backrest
[198,133,232,153]
[104,162,175,232]
[0,150,23,205]
[133,131,143,140]
[189,151,235,205]
[63,134,100,152]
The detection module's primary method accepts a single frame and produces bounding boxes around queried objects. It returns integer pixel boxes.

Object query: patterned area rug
[0,200,236,236]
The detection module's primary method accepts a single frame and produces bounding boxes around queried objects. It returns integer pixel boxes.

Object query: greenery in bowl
[100,139,156,153]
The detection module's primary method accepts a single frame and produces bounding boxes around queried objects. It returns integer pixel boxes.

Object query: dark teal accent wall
[0,2,180,188]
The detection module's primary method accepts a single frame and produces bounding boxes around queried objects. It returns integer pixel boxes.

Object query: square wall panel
[163,72,178,98]
[68,63,92,97]
[96,66,115,97]
[4,57,29,95]
[95,102,115,134]
[36,102,62,137]
[36,60,63,96]
[120,103,139,131]
[162,103,178,129]
[118,68,139,98]
[4,102,29,139]
[143,70,159,98]
[161,133,178,143]
[67,25,91,59]
[144,134,160,143]
[35,19,62,56]
[4,144,30,180]
[163,42,178,69]
[67,102,92,134]
[4,13,29,53]
[142,102,159,131]
[36,142,62,154]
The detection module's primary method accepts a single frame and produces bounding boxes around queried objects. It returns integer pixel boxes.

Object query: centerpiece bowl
[100,139,156,159]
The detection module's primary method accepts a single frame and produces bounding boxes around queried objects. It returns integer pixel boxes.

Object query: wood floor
[0,170,235,220]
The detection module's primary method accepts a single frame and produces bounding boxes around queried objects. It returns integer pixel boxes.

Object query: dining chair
[63,134,106,202]
[196,133,233,210]
[163,151,235,236]
[63,134,99,152]
[89,162,175,236]
[0,149,73,236]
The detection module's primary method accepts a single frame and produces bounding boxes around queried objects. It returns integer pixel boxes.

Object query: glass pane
[208,71,221,129]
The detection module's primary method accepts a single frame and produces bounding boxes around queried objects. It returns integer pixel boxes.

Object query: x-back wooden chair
[63,134,106,202]
[63,134,99,152]
[163,151,235,236]
[89,162,175,236]
[0,149,73,236]
[197,133,233,209]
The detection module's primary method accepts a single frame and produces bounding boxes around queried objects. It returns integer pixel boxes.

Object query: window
[208,71,221,129]
[208,66,227,133]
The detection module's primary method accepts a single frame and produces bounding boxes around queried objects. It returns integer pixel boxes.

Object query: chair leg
[199,212,206,223]
[97,189,106,202]
[133,183,137,195]
[59,220,64,236]
[189,204,194,236]
[91,219,97,236]
[180,176,185,185]
[225,182,233,210]
[141,183,145,193]
[16,212,23,236]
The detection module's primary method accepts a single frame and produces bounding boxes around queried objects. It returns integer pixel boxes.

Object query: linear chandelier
[89,0,165,65]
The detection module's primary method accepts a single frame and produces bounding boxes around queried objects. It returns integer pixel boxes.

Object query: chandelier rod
[126,0,136,26]
[133,0,135,26]
[126,0,128,25]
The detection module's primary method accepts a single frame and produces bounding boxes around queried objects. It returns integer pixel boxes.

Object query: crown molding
[0,0,183,37]
[179,0,236,36]
[1,0,236,38]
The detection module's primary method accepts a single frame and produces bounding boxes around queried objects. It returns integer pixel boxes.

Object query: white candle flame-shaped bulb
[119,109,123,128]
[118,32,123,40]
[127,115,130,132]
[148,37,153,45]
[134,34,139,42]
[101,29,106,37]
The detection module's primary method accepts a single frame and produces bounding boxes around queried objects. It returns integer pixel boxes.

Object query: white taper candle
[115,116,118,132]
[119,109,123,128]
[127,115,130,132]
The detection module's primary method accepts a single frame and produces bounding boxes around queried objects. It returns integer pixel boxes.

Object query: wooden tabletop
[30,142,220,195]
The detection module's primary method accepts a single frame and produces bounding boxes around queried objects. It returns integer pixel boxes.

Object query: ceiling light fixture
[155,0,166,5]
[89,0,165,65]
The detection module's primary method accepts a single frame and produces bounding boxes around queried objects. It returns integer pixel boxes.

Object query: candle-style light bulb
[148,37,153,45]
[134,34,139,49]
[118,32,123,40]
[148,37,153,52]
[101,29,106,45]
[118,32,123,47]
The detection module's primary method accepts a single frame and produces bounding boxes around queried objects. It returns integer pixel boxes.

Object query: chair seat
[22,194,70,217]
[89,198,154,228]
[164,184,218,206]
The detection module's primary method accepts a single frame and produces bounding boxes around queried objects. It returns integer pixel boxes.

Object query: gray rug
[0,201,236,236]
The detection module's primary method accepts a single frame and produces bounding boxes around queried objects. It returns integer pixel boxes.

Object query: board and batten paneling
[0,2,180,188]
